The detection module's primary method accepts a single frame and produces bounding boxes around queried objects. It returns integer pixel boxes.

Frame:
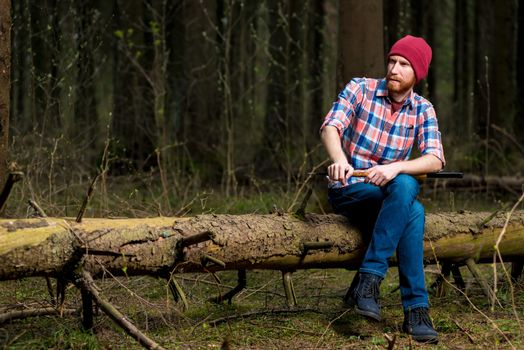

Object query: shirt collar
[376,78,415,110]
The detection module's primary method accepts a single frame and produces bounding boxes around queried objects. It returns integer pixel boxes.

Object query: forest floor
[0,266,523,349]
[1,181,523,349]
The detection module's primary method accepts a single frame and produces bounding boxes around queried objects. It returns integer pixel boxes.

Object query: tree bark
[111,0,156,171]
[73,0,99,165]
[453,0,475,169]
[0,0,11,186]
[258,0,288,178]
[1,211,524,281]
[517,0,524,145]
[338,0,384,84]
[474,0,518,175]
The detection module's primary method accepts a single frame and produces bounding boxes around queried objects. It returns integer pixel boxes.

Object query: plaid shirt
[321,78,445,187]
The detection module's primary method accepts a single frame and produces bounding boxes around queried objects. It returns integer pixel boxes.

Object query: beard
[386,74,416,95]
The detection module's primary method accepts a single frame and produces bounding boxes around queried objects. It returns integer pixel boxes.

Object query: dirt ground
[1,264,522,349]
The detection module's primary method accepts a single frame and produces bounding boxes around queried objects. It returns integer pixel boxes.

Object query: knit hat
[388,35,432,83]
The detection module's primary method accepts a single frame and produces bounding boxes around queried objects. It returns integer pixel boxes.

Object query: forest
[1,0,523,210]
[1,0,524,349]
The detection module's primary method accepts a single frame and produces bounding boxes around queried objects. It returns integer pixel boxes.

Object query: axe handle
[314,170,463,180]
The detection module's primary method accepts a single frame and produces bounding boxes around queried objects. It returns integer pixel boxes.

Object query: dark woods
[6,0,524,205]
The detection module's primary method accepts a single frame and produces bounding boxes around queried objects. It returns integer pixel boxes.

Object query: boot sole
[402,326,438,344]
[355,306,381,322]
[410,335,438,344]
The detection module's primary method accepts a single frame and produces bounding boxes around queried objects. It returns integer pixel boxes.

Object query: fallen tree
[2,210,524,349]
[1,210,524,280]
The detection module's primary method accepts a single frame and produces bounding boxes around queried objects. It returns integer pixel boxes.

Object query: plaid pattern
[321,78,445,186]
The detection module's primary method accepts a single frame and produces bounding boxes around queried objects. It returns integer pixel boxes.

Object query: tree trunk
[338,0,384,85]
[1,211,524,281]
[73,0,99,166]
[179,0,221,182]
[517,0,524,146]
[491,0,518,135]
[0,0,11,186]
[111,0,156,172]
[257,0,288,179]
[302,0,325,172]
[474,0,518,175]
[454,0,475,167]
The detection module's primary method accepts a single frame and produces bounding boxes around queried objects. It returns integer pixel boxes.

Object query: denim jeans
[328,174,429,310]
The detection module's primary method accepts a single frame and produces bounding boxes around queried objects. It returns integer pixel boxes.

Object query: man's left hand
[365,163,401,186]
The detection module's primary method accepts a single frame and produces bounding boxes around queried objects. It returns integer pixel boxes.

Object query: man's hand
[327,161,354,186]
[321,126,354,186]
[366,163,401,186]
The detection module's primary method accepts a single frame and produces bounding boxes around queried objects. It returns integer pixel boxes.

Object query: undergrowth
[1,267,523,349]
[1,153,523,349]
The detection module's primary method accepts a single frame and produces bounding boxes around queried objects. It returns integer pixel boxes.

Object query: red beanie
[388,35,432,83]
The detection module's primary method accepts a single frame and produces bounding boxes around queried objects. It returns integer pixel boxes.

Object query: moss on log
[1,211,523,281]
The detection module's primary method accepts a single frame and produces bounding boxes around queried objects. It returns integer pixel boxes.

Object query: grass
[1,266,523,349]
[1,173,524,349]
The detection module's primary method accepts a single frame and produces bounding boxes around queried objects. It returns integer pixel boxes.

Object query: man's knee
[412,200,425,220]
[388,174,420,198]
[408,200,425,239]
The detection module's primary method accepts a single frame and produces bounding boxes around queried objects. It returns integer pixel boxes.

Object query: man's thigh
[328,182,385,234]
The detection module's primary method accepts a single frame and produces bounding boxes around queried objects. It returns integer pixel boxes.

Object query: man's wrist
[332,158,349,166]
[392,161,404,174]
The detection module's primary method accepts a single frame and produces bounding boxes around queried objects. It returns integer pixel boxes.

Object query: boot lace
[409,308,433,328]
[359,276,380,300]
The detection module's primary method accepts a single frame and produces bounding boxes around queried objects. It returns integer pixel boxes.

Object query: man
[320,35,444,343]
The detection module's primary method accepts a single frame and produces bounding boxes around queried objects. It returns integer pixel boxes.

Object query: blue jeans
[328,174,428,310]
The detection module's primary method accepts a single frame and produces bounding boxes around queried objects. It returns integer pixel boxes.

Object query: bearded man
[320,35,444,343]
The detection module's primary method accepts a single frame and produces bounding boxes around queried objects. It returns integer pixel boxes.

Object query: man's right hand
[327,161,354,186]
[321,126,353,185]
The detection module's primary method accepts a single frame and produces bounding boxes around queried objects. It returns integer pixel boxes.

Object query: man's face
[386,55,416,94]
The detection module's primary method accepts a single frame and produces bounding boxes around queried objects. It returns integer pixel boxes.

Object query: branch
[76,173,100,223]
[28,199,47,217]
[0,172,24,212]
[0,307,78,325]
[206,307,322,327]
[491,124,524,156]
[76,270,166,350]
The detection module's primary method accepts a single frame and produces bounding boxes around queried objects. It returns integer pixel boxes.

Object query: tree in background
[338,0,384,85]
[0,0,11,186]
[474,0,518,176]
[3,0,524,215]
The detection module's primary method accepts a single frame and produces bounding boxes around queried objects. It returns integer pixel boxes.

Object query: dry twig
[76,173,100,223]
[0,307,78,325]
[288,158,329,213]
[428,246,517,349]
[492,192,524,327]
[27,199,47,217]
[207,307,322,327]
[77,270,167,350]
[384,333,397,350]
[0,171,24,212]
[452,318,475,344]
[315,308,351,348]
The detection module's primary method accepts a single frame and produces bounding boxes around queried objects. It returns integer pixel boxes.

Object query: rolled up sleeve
[417,105,446,166]
[320,79,364,137]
